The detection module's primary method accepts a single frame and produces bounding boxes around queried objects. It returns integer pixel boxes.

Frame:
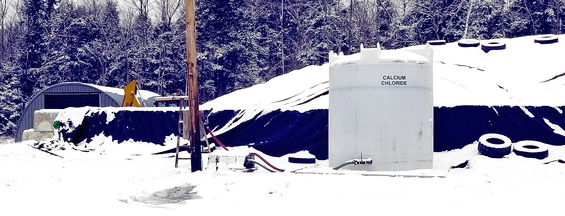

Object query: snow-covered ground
[1,138,565,215]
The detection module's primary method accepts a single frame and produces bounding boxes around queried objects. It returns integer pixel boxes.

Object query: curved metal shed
[16,82,159,141]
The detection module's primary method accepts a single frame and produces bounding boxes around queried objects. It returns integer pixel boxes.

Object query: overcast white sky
[4,0,176,25]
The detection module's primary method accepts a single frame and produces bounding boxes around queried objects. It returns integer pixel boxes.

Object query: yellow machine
[121,80,143,107]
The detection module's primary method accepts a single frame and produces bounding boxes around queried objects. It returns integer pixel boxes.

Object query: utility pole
[186,0,202,172]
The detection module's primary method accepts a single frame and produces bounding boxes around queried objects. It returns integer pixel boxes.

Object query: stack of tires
[478,133,549,159]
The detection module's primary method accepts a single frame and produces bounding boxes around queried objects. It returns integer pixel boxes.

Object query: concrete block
[22,129,55,141]
[34,109,62,132]
[206,152,247,170]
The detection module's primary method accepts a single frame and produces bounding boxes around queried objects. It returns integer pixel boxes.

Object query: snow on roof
[85,83,160,102]
[202,34,565,111]
[84,83,161,108]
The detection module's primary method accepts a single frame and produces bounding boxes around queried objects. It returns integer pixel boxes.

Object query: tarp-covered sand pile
[47,35,565,159]
[202,34,565,158]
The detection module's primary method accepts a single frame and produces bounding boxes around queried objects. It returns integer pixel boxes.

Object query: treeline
[1,0,565,137]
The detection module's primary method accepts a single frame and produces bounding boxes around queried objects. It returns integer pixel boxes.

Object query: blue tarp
[206,106,565,159]
[61,110,179,146]
[58,106,565,159]
[206,109,328,159]
[434,106,565,151]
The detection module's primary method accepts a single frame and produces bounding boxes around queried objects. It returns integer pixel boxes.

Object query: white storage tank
[329,44,434,171]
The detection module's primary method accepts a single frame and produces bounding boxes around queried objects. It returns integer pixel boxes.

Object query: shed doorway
[44,94,100,109]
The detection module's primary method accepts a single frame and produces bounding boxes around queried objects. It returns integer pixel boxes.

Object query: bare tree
[396,0,411,16]
[128,0,150,15]
[79,0,104,19]
[548,0,565,34]
[0,0,11,60]
[462,0,473,38]
[121,7,137,34]
[347,0,395,48]
[155,0,182,27]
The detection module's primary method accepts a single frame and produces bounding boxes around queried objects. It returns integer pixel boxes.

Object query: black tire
[478,133,512,158]
[427,40,446,46]
[458,39,480,47]
[288,156,316,164]
[534,35,559,44]
[481,41,506,53]
[513,140,549,159]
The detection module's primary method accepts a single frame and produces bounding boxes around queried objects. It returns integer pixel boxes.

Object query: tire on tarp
[478,133,512,158]
[481,41,506,53]
[534,35,559,44]
[287,151,316,164]
[513,140,549,159]
[458,39,480,47]
[427,40,446,46]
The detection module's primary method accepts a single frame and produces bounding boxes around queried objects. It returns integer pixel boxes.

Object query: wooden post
[175,98,186,168]
[175,100,181,168]
[186,0,202,172]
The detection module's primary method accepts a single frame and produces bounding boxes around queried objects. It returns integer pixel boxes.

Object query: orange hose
[251,152,285,172]
[207,128,229,151]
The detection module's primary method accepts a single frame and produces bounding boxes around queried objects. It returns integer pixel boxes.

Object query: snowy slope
[202,34,565,110]
[429,35,565,106]
[202,64,329,112]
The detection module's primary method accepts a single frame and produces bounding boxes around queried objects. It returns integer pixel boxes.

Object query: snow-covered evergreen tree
[402,0,468,44]
[129,12,159,93]
[95,0,122,86]
[41,2,102,87]
[510,0,564,36]
[196,0,257,100]
[19,0,46,99]
[145,0,185,96]
[0,63,22,136]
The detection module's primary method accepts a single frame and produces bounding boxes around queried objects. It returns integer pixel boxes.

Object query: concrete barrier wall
[21,109,62,141]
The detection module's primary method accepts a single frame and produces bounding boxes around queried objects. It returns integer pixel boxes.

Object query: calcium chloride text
[381,75,407,86]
